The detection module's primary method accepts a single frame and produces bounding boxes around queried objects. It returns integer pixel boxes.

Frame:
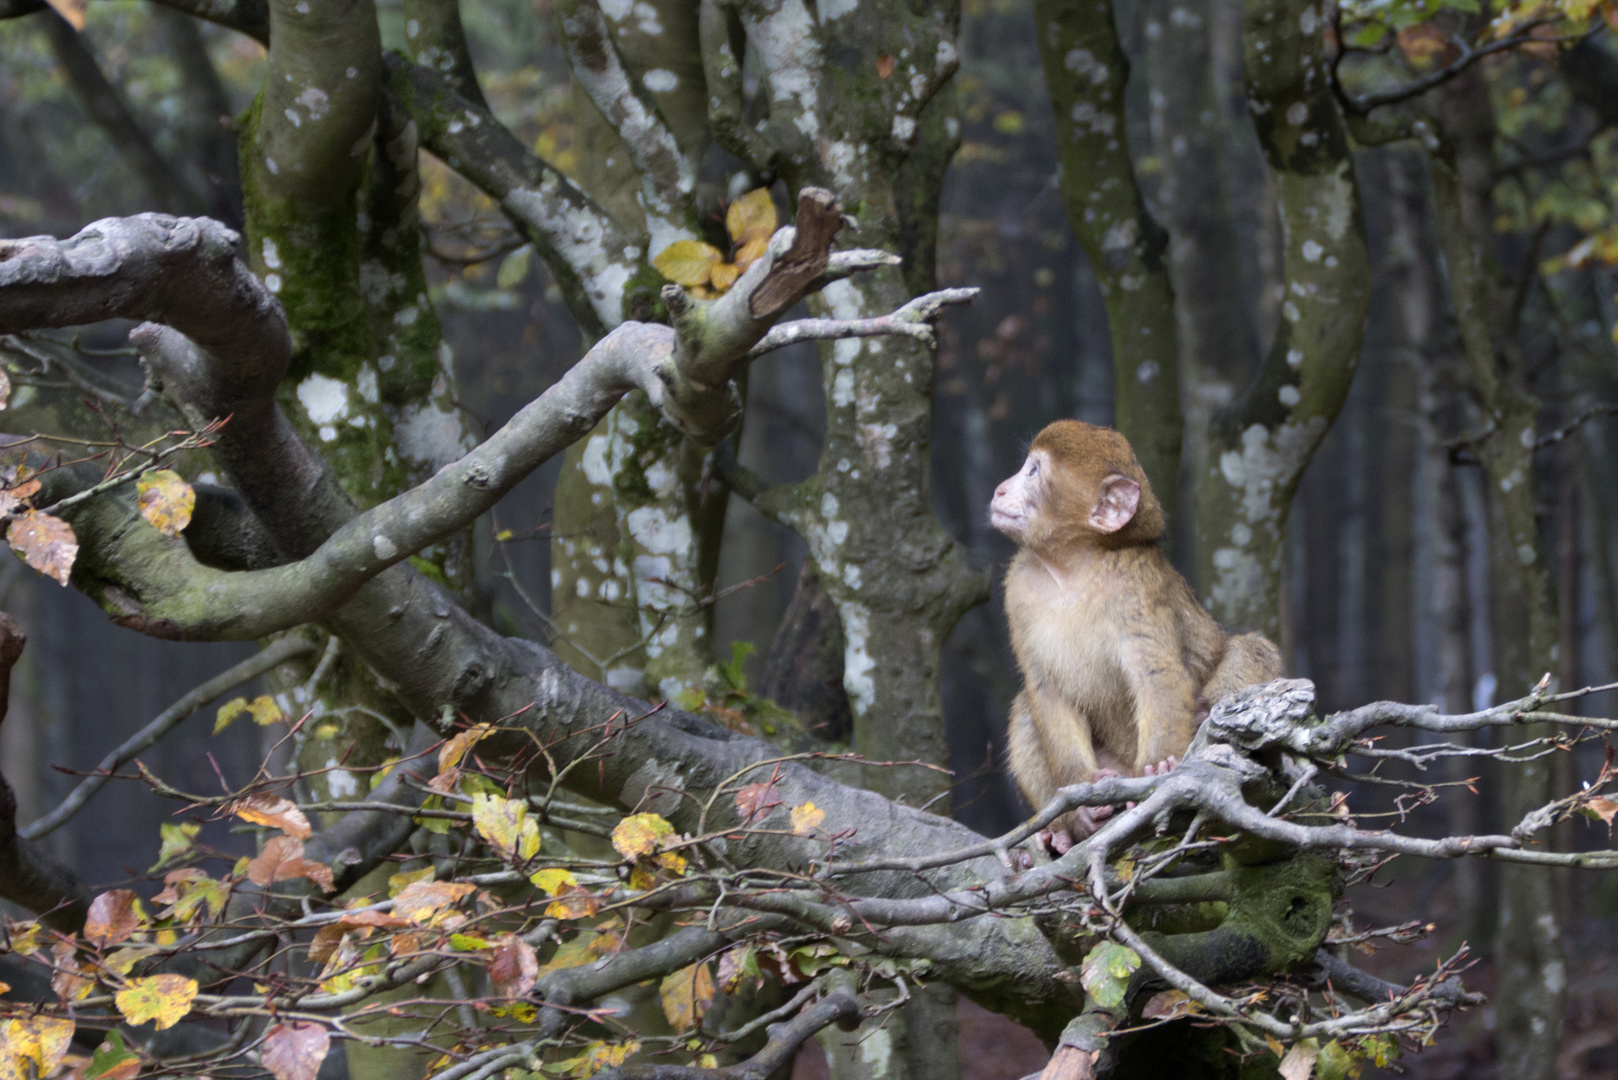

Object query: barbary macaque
[991,421,1282,851]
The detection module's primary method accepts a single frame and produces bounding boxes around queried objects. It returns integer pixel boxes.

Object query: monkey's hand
[1036,768,1122,855]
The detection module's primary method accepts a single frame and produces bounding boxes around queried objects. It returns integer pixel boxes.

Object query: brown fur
[992,421,1282,840]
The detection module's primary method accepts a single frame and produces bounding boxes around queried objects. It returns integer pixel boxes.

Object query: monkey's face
[990,450,1048,544]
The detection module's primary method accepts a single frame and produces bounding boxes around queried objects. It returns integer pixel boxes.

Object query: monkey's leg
[1201,632,1284,707]
[1018,688,1114,852]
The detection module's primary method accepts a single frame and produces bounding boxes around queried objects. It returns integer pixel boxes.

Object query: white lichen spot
[892,115,916,142]
[841,604,876,716]
[1518,543,1537,565]
[1282,300,1301,323]
[373,534,399,560]
[843,563,862,589]
[327,768,359,798]
[821,492,840,518]
[405,17,419,37]
[1278,384,1301,407]
[606,667,644,692]
[1300,239,1324,263]
[262,237,282,270]
[265,156,279,175]
[396,400,473,469]
[826,519,849,545]
[643,68,679,92]
[819,0,857,17]
[632,1,662,34]
[551,569,562,589]
[355,364,379,405]
[284,108,302,128]
[265,273,282,293]
[296,86,330,121]
[394,305,420,327]
[832,368,855,408]
[857,422,898,468]
[1286,101,1309,126]
[1230,522,1252,546]
[626,506,693,555]
[1520,426,1536,448]
[1136,361,1159,385]
[298,374,350,427]
[837,458,852,473]
[576,578,592,598]
[1286,347,1304,368]
[600,579,621,601]
[1064,47,1108,86]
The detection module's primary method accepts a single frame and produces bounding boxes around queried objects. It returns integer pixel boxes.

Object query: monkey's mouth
[989,506,1027,536]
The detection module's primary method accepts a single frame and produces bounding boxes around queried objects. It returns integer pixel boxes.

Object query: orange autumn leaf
[0,478,39,517]
[114,975,196,1031]
[437,723,495,774]
[8,510,77,586]
[231,795,312,839]
[84,889,143,948]
[246,836,335,893]
[658,961,715,1031]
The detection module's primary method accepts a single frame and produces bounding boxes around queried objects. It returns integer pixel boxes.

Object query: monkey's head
[989,420,1165,553]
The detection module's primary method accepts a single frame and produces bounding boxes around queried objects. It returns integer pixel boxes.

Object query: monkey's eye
[1027,458,1039,476]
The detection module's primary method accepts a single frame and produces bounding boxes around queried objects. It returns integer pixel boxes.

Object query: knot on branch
[1203,678,1318,752]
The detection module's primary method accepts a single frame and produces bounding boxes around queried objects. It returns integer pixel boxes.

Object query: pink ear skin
[1088,474,1140,533]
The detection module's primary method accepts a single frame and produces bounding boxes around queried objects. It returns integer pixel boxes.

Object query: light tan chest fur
[1004,548,1221,760]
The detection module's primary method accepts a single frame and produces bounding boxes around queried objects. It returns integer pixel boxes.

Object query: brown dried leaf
[735,781,781,826]
[232,796,312,839]
[543,885,600,921]
[1140,990,1200,1021]
[391,880,474,925]
[0,478,38,517]
[85,889,142,948]
[135,470,194,538]
[262,1022,330,1080]
[875,53,896,80]
[488,935,539,997]
[245,836,335,893]
[51,940,93,1004]
[8,510,77,586]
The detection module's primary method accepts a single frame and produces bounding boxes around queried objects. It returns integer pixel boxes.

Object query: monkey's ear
[1089,475,1140,534]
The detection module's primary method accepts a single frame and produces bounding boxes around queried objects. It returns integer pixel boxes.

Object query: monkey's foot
[1038,769,1123,854]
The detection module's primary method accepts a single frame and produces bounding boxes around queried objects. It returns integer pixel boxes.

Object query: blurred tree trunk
[1428,68,1565,1080]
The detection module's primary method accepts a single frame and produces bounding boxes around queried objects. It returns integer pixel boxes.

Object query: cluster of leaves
[0,721,873,1080]
[651,190,778,298]
[673,643,801,739]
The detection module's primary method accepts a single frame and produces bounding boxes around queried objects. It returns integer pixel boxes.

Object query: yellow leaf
[8,510,76,586]
[135,470,195,538]
[471,793,540,862]
[612,812,675,859]
[659,962,715,1030]
[0,1016,74,1080]
[652,240,722,286]
[114,975,197,1030]
[5,921,43,956]
[726,188,778,246]
[213,695,285,735]
[733,236,770,272]
[790,802,825,836]
[529,867,578,896]
[710,262,741,294]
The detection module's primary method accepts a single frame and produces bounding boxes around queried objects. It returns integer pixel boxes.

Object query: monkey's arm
[1009,686,1101,803]
[1120,631,1202,770]
[1202,632,1284,706]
